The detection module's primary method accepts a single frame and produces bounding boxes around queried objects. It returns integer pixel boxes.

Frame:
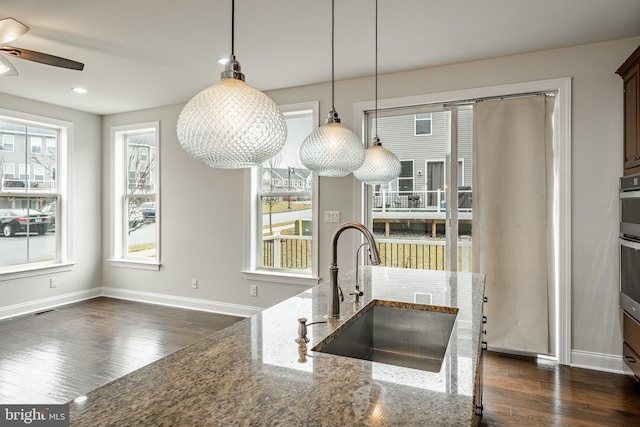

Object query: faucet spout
[329,222,380,319]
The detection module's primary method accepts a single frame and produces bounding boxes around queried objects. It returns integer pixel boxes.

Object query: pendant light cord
[331,0,335,111]
[375,0,378,139]
[231,0,235,56]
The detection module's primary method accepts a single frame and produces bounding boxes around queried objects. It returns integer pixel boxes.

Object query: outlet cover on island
[325,211,340,223]
[191,279,198,289]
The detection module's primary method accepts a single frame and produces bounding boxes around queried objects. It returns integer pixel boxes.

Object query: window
[0,113,67,274]
[19,164,28,181]
[2,134,14,152]
[30,136,42,154]
[34,165,45,182]
[397,160,414,192]
[46,137,56,155]
[111,122,160,269]
[246,102,319,285]
[415,113,432,136]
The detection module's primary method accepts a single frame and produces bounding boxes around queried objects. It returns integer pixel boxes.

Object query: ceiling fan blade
[1,46,84,70]
[0,17,29,45]
[0,54,17,76]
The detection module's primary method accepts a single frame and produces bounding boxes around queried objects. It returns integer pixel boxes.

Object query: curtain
[472,95,555,355]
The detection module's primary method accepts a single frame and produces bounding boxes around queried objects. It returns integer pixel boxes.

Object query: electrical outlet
[325,210,340,223]
[191,279,198,289]
[250,284,258,297]
[50,277,57,288]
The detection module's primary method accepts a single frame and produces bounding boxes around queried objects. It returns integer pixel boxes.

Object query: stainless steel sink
[312,299,458,372]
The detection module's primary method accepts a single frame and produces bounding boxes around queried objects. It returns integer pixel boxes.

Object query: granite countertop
[69,267,486,426]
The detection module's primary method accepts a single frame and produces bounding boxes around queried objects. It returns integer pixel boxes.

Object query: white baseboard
[571,349,632,375]
[0,287,102,320]
[101,287,262,318]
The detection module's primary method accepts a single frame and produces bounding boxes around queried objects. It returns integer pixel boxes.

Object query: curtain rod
[368,90,557,116]
[443,90,557,108]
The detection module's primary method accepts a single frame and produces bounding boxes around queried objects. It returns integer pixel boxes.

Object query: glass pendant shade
[299,112,365,177]
[353,137,401,185]
[177,77,287,168]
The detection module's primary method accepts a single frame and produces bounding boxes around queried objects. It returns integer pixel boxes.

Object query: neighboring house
[376,110,473,194]
[262,167,312,195]
[0,121,58,208]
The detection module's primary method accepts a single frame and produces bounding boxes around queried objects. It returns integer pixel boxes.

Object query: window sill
[0,262,76,282]
[109,259,161,271]
[243,270,320,287]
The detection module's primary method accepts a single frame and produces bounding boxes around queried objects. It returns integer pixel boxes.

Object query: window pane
[122,127,157,260]
[400,161,413,177]
[259,110,314,273]
[0,196,57,267]
[0,118,60,270]
[126,195,156,258]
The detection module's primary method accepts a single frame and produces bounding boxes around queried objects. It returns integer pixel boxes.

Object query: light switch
[325,211,340,223]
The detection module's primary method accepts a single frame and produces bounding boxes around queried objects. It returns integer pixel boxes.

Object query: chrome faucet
[329,222,381,319]
[352,243,369,302]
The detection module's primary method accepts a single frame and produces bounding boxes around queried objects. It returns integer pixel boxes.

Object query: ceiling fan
[0,17,84,76]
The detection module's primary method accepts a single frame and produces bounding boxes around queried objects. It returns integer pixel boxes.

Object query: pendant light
[299,0,365,177]
[177,0,287,169]
[354,0,401,185]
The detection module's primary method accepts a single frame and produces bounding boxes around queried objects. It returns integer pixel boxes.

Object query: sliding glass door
[363,105,473,272]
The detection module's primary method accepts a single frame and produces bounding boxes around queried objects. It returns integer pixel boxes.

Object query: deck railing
[372,188,472,212]
[262,234,472,272]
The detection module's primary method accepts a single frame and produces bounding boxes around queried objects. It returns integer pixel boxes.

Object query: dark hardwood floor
[0,297,242,404]
[481,351,640,426]
[2,298,640,426]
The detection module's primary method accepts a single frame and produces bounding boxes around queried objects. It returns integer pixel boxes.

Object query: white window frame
[30,136,42,154]
[18,164,29,181]
[243,101,320,286]
[3,163,14,179]
[396,159,415,192]
[109,121,160,270]
[34,164,45,182]
[0,108,72,280]
[356,78,572,366]
[2,134,14,152]
[414,113,433,136]
[46,137,56,155]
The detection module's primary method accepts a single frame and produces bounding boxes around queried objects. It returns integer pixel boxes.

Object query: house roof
[0,0,639,115]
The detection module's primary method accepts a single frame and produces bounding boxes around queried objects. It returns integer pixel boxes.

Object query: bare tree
[263,152,284,235]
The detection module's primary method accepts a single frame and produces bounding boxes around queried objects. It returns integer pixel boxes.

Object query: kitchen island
[69,268,485,426]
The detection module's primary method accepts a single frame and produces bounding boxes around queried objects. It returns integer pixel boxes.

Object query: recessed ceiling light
[217,58,229,65]
[72,87,87,94]
[0,64,9,74]
[74,395,87,403]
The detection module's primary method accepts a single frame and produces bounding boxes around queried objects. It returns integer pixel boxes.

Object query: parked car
[39,202,56,229]
[0,209,52,237]
[140,202,156,221]
[129,208,144,228]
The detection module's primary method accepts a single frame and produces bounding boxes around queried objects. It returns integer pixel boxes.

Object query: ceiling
[0,0,639,116]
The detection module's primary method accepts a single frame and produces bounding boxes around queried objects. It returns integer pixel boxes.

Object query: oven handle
[620,237,640,250]
[620,190,640,199]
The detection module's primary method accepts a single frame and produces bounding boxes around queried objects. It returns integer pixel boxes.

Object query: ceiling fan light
[354,138,401,185]
[0,63,9,74]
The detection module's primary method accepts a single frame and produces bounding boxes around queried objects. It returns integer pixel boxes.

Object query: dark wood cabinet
[617,45,640,176]
[623,312,640,379]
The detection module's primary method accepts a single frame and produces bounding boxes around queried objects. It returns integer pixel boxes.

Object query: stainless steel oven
[620,173,640,323]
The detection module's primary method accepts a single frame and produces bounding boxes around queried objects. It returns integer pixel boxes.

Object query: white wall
[0,93,102,314]
[101,37,640,367]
